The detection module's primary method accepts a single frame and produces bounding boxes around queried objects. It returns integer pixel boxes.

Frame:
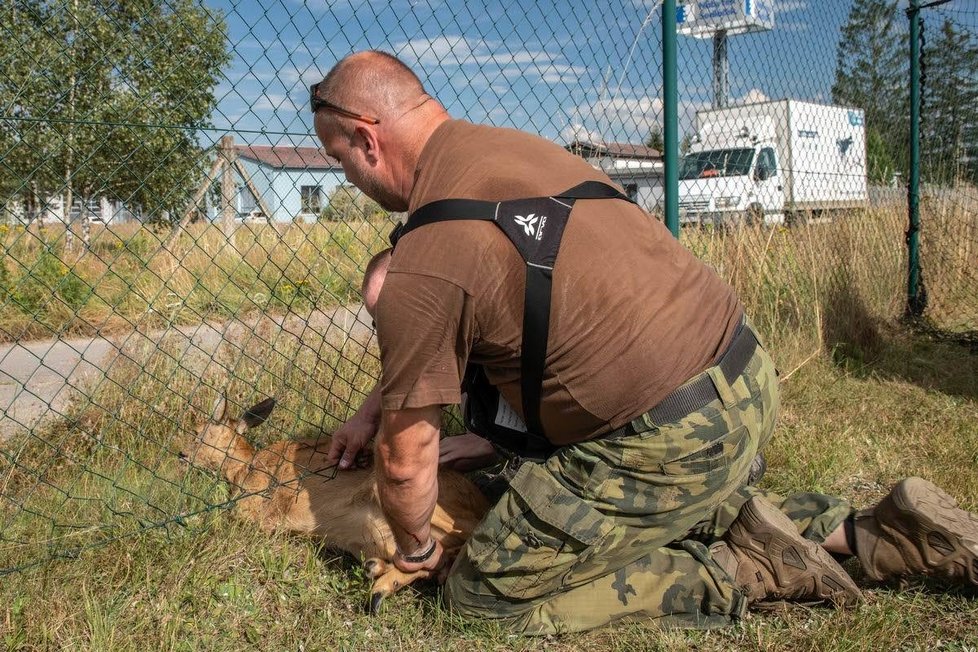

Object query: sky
[200,0,976,149]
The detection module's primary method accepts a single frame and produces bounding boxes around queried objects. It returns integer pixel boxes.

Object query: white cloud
[737,88,770,104]
[560,122,605,145]
[598,97,661,134]
[394,36,585,86]
[564,94,709,145]
[280,68,326,85]
[253,94,293,112]
[224,67,284,85]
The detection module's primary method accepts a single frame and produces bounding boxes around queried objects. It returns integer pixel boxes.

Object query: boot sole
[736,497,862,606]
[887,477,978,585]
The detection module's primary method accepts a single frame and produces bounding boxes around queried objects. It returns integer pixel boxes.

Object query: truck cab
[678,139,784,226]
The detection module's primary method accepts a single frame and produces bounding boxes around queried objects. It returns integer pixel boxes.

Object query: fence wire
[914,0,978,338]
[0,0,975,575]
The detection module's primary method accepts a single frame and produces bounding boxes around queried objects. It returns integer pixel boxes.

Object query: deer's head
[179,395,276,473]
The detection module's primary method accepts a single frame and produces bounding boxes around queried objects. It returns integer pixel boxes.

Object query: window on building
[300,185,323,214]
[69,196,103,222]
[624,183,639,202]
[239,186,257,214]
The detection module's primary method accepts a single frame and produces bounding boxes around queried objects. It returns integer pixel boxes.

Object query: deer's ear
[211,395,229,423]
[240,397,276,430]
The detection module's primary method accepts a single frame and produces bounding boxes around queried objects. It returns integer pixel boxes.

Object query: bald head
[312,51,449,212]
[319,52,424,124]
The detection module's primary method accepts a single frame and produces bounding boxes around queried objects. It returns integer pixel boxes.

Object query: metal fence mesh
[915,0,978,337]
[1,0,975,575]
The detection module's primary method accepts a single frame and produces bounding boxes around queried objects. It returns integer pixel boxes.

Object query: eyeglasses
[309,82,380,125]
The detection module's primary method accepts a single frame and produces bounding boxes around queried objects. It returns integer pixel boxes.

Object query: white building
[2,194,139,225]
[222,145,346,223]
[566,141,664,213]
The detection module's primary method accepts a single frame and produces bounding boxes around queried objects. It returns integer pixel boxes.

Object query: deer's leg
[362,557,432,614]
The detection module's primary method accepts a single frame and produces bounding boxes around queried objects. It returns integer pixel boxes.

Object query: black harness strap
[520,264,552,435]
[390,181,634,447]
[554,180,632,200]
[389,181,631,246]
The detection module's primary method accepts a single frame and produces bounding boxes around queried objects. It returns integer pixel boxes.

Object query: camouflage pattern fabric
[443,326,852,634]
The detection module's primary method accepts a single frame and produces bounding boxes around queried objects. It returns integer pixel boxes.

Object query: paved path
[0,304,374,439]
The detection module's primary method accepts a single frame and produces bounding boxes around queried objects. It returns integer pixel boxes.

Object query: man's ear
[354,125,380,165]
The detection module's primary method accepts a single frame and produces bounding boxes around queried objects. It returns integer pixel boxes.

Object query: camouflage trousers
[443,327,852,635]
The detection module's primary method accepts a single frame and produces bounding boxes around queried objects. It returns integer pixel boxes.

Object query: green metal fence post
[662,0,679,238]
[906,0,925,317]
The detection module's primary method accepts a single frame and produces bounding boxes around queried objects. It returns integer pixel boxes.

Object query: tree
[645,125,664,153]
[866,127,897,185]
[0,3,62,221]
[321,184,385,222]
[832,0,908,181]
[921,19,978,184]
[0,0,230,224]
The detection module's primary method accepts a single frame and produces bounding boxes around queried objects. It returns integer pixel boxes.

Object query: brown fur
[180,396,489,610]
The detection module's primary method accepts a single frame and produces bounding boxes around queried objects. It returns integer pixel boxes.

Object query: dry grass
[2,193,974,348]
[1,345,976,651]
[0,219,395,342]
[919,186,978,334]
[683,204,908,373]
[1,198,978,650]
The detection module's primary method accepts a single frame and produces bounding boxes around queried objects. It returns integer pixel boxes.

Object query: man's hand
[439,432,499,472]
[328,383,382,470]
[393,538,451,580]
[327,417,377,470]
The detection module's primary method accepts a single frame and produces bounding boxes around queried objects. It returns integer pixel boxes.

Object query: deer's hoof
[363,557,387,579]
[368,590,386,615]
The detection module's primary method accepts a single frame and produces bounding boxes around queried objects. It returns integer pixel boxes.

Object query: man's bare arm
[376,404,442,561]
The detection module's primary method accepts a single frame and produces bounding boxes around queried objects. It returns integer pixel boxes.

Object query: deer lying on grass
[179,396,489,612]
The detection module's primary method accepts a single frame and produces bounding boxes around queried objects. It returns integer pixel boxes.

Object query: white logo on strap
[514,213,538,236]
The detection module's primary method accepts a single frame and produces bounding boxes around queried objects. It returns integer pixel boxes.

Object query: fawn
[179,396,489,612]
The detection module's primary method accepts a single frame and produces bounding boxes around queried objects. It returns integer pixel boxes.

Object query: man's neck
[395,112,451,205]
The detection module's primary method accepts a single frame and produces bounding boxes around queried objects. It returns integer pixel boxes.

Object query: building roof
[236,145,341,170]
[567,140,662,160]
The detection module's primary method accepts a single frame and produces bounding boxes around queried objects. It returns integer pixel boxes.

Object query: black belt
[493,320,760,464]
[609,320,759,438]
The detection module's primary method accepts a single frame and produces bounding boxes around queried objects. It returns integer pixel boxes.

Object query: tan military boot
[854,477,978,585]
[711,496,862,606]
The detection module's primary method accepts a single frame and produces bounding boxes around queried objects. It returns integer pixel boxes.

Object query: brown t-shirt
[375,120,742,444]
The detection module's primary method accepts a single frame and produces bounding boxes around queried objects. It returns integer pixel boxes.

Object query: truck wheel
[745,204,764,227]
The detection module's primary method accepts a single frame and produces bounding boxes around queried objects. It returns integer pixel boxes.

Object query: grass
[918,187,978,335]
[2,198,978,650]
[2,350,976,651]
[0,218,396,343]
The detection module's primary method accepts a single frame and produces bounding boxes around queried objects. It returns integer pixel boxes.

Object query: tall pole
[219,135,237,237]
[713,29,728,108]
[663,0,679,237]
[907,0,924,317]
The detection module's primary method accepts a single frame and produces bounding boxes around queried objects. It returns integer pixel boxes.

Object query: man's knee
[442,543,746,635]
[442,550,522,624]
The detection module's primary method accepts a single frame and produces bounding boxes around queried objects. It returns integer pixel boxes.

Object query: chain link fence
[1,0,975,575]
[912,0,977,338]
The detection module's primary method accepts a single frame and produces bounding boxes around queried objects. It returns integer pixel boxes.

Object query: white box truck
[678,99,868,226]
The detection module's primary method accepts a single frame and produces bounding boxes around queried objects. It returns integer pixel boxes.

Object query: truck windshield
[679,148,755,180]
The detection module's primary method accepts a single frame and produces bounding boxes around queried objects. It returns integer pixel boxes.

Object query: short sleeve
[374,270,472,411]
